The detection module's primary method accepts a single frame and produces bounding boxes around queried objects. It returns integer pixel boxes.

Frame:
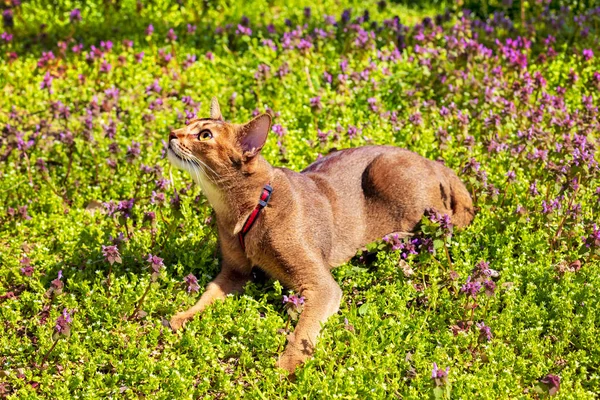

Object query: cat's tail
[447,172,475,228]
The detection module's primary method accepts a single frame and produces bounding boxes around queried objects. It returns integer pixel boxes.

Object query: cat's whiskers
[170,142,206,186]
[189,154,221,184]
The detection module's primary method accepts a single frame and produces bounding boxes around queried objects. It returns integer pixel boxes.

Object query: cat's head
[167,97,272,190]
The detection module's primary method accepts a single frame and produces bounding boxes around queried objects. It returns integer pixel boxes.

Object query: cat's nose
[169,131,177,141]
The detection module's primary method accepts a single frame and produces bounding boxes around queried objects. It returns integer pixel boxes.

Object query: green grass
[1,0,600,398]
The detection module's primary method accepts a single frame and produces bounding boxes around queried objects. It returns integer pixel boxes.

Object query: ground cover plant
[1,0,599,398]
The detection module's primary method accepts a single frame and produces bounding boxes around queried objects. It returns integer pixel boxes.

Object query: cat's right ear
[238,113,271,159]
[210,97,223,121]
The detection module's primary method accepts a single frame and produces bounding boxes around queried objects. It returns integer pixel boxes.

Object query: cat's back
[301,145,411,176]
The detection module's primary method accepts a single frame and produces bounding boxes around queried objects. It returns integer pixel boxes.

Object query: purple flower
[304,7,311,19]
[317,14,333,25]
[529,181,539,196]
[51,270,64,292]
[3,9,13,28]
[183,54,196,69]
[506,170,516,182]
[582,224,600,248]
[472,260,498,279]
[100,41,113,51]
[103,200,118,217]
[431,363,449,386]
[347,125,358,140]
[104,86,119,99]
[116,199,134,218]
[40,72,53,92]
[282,293,305,320]
[100,60,112,73]
[317,129,330,143]
[146,24,154,36]
[69,8,82,23]
[126,141,141,161]
[409,112,422,126]
[425,208,453,236]
[261,38,277,51]
[102,245,122,265]
[476,322,493,342]
[55,308,73,336]
[147,254,164,281]
[275,62,289,78]
[145,79,161,95]
[583,49,594,62]
[166,28,177,42]
[103,120,116,139]
[272,124,285,137]
[367,97,378,112]
[540,374,560,396]
[18,205,32,220]
[144,211,156,223]
[340,9,352,24]
[171,188,181,209]
[1,31,12,42]
[72,43,84,53]
[283,294,305,307]
[37,51,55,68]
[310,96,322,110]
[151,191,165,205]
[236,24,252,36]
[460,276,481,299]
[20,257,34,276]
[184,274,200,293]
[483,280,496,296]
[254,63,271,81]
[155,178,170,190]
[135,52,145,63]
[158,48,173,64]
[149,98,163,110]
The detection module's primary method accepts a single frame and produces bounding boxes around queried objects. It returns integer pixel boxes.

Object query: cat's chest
[192,172,227,215]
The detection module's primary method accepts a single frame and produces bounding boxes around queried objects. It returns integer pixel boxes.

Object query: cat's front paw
[276,339,313,374]
[169,313,187,332]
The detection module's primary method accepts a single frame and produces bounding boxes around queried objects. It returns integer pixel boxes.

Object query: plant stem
[443,236,453,269]
[130,280,153,319]
[40,337,59,369]
[106,262,112,294]
[552,176,580,248]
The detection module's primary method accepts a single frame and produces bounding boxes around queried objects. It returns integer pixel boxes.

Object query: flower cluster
[431,363,449,387]
[147,254,165,282]
[283,293,305,321]
[55,308,74,337]
[102,245,122,265]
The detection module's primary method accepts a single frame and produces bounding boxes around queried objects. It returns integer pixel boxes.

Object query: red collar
[238,184,273,251]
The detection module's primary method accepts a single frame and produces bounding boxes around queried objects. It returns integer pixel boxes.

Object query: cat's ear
[238,113,271,158]
[210,97,223,121]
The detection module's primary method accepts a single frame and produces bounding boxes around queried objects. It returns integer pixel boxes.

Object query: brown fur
[167,98,474,374]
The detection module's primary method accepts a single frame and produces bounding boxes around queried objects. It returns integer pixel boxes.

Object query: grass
[1,0,599,398]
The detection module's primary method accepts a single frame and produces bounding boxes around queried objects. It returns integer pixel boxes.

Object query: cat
[167,98,474,374]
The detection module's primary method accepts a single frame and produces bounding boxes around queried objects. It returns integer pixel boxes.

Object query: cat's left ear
[210,97,223,121]
[238,113,271,158]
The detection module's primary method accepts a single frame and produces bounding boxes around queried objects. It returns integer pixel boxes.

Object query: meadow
[1,0,599,398]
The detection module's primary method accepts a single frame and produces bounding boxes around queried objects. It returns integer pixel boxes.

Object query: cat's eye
[197,130,213,141]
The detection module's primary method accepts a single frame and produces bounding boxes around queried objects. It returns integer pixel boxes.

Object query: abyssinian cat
[167,98,474,374]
